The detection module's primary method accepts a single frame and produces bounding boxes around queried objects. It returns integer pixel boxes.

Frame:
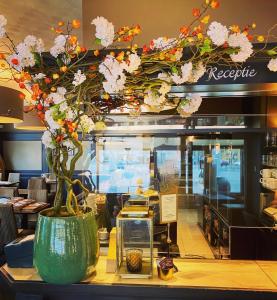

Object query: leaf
[95,38,102,45]
[203,38,211,47]
[199,44,213,56]
[224,48,238,55]
[56,58,63,67]
[34,53,41,66]
[267,49,277,56]
[171,66,178,74]
[179,39,188,48]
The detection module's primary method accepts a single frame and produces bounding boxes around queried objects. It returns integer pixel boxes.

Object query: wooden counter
[1,256,277,300]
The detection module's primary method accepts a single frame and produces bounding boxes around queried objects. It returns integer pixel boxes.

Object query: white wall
[3,140,42,170]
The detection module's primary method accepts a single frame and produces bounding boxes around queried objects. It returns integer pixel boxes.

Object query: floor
[177,209,214,259]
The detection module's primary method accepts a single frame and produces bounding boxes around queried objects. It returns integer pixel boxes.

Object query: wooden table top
[1,256,277,292]
[13,201,49,214]
[0,197,49,214]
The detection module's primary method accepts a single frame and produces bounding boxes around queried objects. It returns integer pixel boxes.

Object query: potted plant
[0,0,276,284]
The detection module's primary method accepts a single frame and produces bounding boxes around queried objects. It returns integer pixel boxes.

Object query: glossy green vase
[33,207,99,284]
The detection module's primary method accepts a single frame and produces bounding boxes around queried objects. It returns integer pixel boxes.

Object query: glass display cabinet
[116,210,153,278]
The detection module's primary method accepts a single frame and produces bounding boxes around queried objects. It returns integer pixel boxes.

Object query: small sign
[160,193,177,224]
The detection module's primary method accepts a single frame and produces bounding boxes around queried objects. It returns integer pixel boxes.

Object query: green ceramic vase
[33,207,99,284]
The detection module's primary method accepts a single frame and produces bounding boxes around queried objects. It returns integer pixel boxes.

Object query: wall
[0,132,47,187]
[0,132,95,188]
[83,0,277,48]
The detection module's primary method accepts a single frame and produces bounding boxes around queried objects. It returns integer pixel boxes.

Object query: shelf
[262,164,277,168]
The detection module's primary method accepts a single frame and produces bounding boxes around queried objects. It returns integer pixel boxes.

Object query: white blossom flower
[80,115,95,133]
[158,72,171,82]
[46,87,67,109]
[66,108,76,121]
[42,131,55,149]
[7,54,22,71]
[48,90,65,105]
[32,73,46,81]
[267,58,277,72]
[188,62,206,83]
[102,73,126,94]
[24,35,37,47]
[177,94,202,117]
[15,36,44,68]
[0,15,7,38]
[45,109,61,131]
[72,70,86,86]
[171,62,192,84]
[228,33,253,62]
[14,36,45,69]
[50,45,64,58]
[54,35,67,47]
[50,35,67,57]
[20,52,36,68]
[207,22,229,46]
[57,87,67,95]
[122,53,141,73]
[59,102,68,112]
[151,37,177,50]
[159,82,171,96]
[144,90,166,112]
[91,16,114,47]
[99,55,126,93]
[99,55,124,81]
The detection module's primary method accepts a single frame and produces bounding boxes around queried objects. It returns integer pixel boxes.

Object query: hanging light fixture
[0,87,24,123]
[15,107,46,131]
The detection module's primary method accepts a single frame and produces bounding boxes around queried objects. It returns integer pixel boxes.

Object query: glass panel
[75,116,276,261]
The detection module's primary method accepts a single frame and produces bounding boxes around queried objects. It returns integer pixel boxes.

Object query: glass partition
[77,115,276,261]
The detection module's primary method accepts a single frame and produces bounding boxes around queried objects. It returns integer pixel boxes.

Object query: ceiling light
[0,87,23,123]
[14,108,46,131]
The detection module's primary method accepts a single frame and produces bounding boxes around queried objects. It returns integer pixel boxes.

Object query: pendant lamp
[15,108,46,131]
[0,86,24,123]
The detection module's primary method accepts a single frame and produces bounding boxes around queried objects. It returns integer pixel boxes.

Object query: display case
[116,211,153,278]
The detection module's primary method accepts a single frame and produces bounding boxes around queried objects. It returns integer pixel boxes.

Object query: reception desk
[1,256,277,300]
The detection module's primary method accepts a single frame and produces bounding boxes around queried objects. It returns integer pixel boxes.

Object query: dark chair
[28,177,47,190]
[0,203,17,249]
[0,203,34,263]
[0,187,18,198]
[27,189,48,203]
[8,173,20,187]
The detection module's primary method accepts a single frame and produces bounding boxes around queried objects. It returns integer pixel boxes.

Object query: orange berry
[72,19,81,29]
[11,58,19,65]
[192,8,200,17]
[60,66,67,73]
[19,93,25,100]
[19,82,25,89]
[211,0,220,9]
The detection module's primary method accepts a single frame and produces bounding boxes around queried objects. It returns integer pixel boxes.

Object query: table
[0,181,15,187]
[13,202,49,214]
[15,202,49,228]
[0,256,277,300]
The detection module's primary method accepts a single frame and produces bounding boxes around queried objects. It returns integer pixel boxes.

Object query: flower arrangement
[0,0,276,216]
